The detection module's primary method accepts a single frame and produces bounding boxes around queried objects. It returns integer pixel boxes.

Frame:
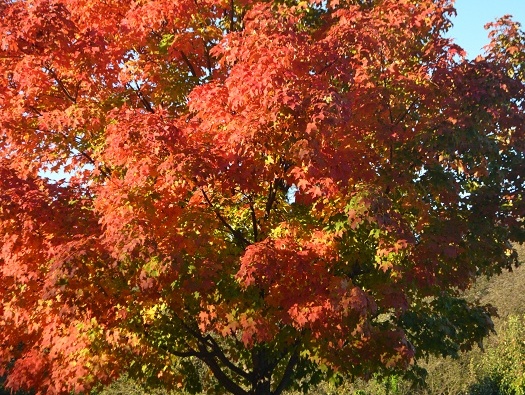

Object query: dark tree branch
[264,180,278,220]
[161,346,207,358]
[172,313,252,381]
[24,117,111,180]
[388,99,395,124]
[200,187,250,246]
[135,315,252,392]
[28,105,43,117]
[74,80,82,101]
[153,334,252,394]
[204,42,214,78]
[317,59,337,75]
[198,344,250,395]
[272,345,301,395]
[44,66,78,104]
[76,150,111,179]
[126,83,155,113]
[180,50,198,79]
[204,335,253,381]
[251,347,272,393]
[393,100,417,125]
[53,130,111,179]
[137,89,155,113]
[137,321,209,360]
[247,195,258,242]
[230,0,235,32]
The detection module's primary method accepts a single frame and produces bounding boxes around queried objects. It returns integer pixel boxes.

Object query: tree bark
[251,348,272,395]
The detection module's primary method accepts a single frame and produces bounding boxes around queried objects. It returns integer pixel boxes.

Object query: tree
[0,0,524,394]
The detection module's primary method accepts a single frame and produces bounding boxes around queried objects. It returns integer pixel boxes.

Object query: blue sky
[449,0,525,58]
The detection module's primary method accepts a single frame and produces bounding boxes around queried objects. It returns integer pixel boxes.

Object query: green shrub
[470,314,525,395]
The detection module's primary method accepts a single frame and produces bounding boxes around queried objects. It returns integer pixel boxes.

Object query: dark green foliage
[468,315,525,395]
[400,294,495,359]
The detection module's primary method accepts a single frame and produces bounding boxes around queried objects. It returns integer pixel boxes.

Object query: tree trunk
[251,348,272,395]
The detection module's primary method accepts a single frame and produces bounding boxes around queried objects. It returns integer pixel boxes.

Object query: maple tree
[0,0,524,393]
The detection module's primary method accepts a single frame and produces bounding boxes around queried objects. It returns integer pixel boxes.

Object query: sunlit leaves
[0,0,524,394]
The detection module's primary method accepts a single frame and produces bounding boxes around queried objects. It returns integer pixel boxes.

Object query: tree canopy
[0,0,524,394]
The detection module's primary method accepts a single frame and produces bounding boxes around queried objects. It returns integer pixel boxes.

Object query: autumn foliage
[0,0,524,393]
